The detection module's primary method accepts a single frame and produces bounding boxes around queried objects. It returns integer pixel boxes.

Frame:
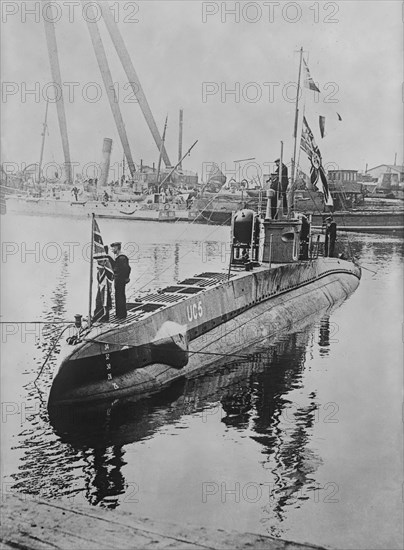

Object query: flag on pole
[319,116,326,138]
[207,162,227,185]
[93,219,114,321]
[303,59,320,93]
[300,117,333,206]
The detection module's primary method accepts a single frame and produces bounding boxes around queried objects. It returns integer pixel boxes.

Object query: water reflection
[44,309,332,517]
[318,316,331,356]
[83,446,126,509]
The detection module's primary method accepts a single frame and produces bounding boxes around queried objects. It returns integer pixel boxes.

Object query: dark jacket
[113,254,131,284]
[272,163,289,193]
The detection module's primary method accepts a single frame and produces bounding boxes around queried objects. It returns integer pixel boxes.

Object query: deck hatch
[163,286,187,293]
[126,302,144,311]
[176,287,204,294]
[179,277,206,285]
[193,272,234,285]
[140,303,165,312]
[142,293,183,304]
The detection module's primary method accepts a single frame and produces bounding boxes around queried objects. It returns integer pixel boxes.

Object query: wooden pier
[1,494,327,550]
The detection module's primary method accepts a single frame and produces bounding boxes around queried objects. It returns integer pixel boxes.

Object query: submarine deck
[99,268,269,328]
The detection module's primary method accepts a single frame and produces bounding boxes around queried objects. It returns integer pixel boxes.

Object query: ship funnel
[99,138,113,187]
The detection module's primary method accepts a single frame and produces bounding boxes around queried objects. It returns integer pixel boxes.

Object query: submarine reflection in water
[49,307,336,511]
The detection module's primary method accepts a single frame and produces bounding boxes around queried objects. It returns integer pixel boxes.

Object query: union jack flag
[93,219,114,319]
[300,116,333,207]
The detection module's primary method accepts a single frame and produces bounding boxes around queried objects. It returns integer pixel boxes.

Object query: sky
[1,0,403,183]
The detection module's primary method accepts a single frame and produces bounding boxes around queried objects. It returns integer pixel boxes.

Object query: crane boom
[42,1,72,184]
[98,1,171,168]
[84,2,136,177]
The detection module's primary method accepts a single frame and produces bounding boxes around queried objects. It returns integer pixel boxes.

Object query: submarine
[48,200,361,406]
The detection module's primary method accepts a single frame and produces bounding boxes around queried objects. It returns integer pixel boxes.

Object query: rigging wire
[34,324,74,382]
[129,178,241,292]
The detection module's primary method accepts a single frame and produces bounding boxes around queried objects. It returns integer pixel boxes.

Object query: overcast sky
[1,0,402,182]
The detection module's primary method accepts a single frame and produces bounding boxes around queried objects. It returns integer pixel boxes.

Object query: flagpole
[88,213,95,328]
[277,140,284,218]
[159,140,198,192]
[292,47,304,190]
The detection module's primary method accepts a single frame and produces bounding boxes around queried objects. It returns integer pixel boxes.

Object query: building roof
[367,164,404,173]
[328,169,358,173]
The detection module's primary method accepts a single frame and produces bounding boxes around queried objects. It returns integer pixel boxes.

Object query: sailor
[72,185,79,201]
[267,159,288,218]
[325,217,337,257]
[300,214,310,260]
[110,242,131,319]
[274,159,289,213]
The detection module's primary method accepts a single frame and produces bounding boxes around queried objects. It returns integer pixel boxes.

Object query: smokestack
[99,138,113,187]
[178,109,183,169]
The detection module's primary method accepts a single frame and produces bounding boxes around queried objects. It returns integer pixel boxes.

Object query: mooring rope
[34,324,74,382]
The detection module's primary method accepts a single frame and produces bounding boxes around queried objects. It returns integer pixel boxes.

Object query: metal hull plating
[49,258,360,405]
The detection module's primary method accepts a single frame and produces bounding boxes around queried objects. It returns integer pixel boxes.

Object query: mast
[37,100,49,183]
[42,1,73,184]
[97,0,171,168]
[278,140,284,218]
[157,115,168,184]
[159,140,198,191]
[88,213,95,328]
[178,109,184,169]
[291,47,304,190]
[84,3,136,177]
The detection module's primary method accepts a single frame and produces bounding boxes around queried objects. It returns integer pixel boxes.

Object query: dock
[1,494,328,550]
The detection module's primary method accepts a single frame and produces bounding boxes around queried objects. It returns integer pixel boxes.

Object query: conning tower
[231,201,311,268]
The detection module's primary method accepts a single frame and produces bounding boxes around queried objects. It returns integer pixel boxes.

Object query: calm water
[1,214,403,550]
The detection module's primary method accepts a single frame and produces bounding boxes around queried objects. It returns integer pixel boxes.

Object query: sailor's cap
[110,242,122,247]
[274,158,280,163]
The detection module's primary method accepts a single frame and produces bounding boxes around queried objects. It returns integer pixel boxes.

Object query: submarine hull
[48,258,360,405]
